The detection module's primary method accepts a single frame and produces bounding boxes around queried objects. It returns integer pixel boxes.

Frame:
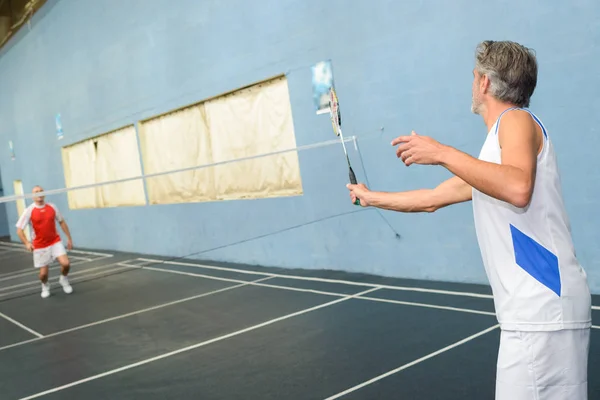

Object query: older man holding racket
[347,40,592,400]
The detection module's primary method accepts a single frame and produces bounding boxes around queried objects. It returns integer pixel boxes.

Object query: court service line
[324,324,501,400]
[19,287,381,400]
[142,266,497,317]
[0,258,105,282]
[137,257,495,299]
[0,265,490,355]
[0,261,137,293]
[0,276,274,353]
[0,255,101,277]
[0,242,114,258]
[0,261,139,300]
[0,311,44,338]
[0,266,136,301]
[140,258,600,310]
[0,266,497,354]
[0,245,92,261]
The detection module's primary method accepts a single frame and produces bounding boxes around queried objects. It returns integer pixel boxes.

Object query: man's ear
[480,74,491,95]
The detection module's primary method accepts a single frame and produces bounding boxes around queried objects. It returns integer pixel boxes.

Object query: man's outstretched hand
[392,131,449,166]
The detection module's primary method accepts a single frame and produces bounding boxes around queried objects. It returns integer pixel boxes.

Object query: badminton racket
[329,86,360,206]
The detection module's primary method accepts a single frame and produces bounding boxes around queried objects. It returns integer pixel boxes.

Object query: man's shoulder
[45,202,59,210]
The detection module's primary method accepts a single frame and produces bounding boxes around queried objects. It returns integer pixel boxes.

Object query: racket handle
[349,167,357,185]
[349,167,360,206]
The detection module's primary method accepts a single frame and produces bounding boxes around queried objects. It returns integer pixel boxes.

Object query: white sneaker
[59,275,73,294]
[41,283,50,299]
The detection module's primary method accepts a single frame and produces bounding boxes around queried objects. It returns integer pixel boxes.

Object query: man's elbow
[508,182,533,209]
[423,205,439,213]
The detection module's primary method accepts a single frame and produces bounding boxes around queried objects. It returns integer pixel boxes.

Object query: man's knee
[61,262,70,274]
[39,270,48,282]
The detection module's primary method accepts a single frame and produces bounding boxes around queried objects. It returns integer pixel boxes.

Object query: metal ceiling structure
[0,0,47,50]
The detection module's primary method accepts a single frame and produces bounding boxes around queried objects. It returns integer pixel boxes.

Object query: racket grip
[349,167,357,185]
[349,167,360,206]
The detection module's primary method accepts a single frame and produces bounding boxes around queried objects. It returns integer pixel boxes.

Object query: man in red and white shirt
[16,186,74,298]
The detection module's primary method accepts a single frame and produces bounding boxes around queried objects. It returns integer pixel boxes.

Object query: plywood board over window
[138,75,303,205]
[61,125,146,209]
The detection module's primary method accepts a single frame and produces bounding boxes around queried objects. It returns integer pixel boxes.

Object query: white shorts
[33,242,67,268]
[496,328,590,400]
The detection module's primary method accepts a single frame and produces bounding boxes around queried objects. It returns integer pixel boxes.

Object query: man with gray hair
[347,40,591,399]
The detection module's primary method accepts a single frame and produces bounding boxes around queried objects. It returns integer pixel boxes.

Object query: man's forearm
[363,189,436,213]
[16,229,29,245]
[60,222,72,241]
[438,146,531,207]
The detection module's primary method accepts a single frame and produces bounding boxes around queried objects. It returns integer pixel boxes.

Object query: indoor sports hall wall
[0,0,599,293]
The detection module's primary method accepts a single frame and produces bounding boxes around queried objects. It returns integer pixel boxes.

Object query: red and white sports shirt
[16,203,64,250]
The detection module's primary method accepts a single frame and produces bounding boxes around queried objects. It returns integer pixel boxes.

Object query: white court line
[138,258,496,299]
[0,266,496,355]
[593,325,599,330]
[0,261,136,293]
[0,242,114,258]
[142,266,346,298]
[0,266,136,300]
[0,261,139,299]
[19,286,381,400]
[324,324,500,400]
[0,311,44,338]
[0,276,274,353]
[360,296,496,317]
[139,258,600,309]
[0,258,102,282]
[142,266,498,316]
[0,247,94,262]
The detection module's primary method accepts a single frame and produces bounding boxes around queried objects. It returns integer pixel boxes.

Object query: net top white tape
[0,136,358,204]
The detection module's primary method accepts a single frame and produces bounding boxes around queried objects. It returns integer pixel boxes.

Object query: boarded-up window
[61,125,146,209]
[139,105,216,204]
[139,76,303,205]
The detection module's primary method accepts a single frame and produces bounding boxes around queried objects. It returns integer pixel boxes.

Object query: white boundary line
[139,258,600,308]
[360,296,495,317]
[0,311,44,338]
[19,287,381,400]
[0,242,114,258]
[0,261,139,299]
[0,266,136,300]
[592,325,599,330]
[0,266,498,355]
[0,261,137,294]
[137,258,496,299]
[0,258,104,282]
[323,324,500,399]
[0,276,274,353]
[142,266,498,316]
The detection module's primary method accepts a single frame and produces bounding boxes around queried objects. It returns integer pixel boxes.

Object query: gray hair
[475,40,538,107]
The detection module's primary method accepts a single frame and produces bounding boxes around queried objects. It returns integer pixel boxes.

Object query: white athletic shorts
[33,242,67,268]
[496,328,590,400]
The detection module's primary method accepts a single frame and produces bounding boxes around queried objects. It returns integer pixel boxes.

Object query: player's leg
[53,242,73,294]
[495,329,590,400]
[495,330,534,400]
[33,248,52,299]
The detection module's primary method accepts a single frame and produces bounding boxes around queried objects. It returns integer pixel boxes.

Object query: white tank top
[472,108,591,331]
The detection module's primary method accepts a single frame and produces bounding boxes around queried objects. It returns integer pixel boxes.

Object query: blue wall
[0,0,599,293]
